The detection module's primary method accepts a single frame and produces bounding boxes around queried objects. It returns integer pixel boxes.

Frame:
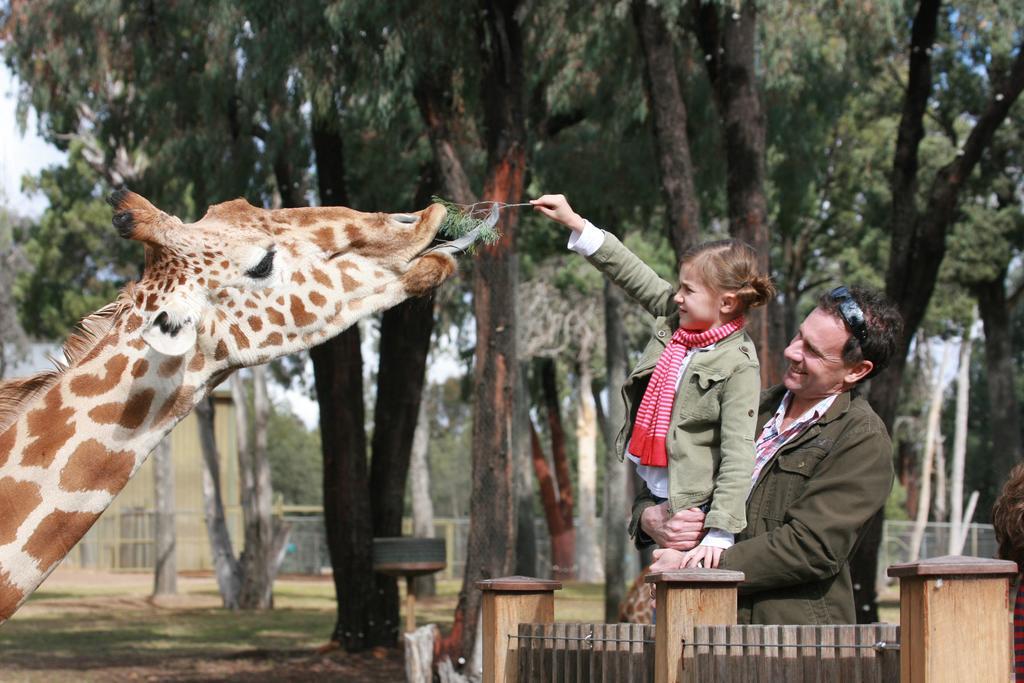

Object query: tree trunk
[152,435,177,597]
[631,0,702,262]
[975,274,1023,495]
[369,295,437,641]
[194,396,241,608]
[537,357,576,580]
[311,326,379,649]
[311,115,390,650]
[410,394,437,598]
[575,359,602,582]
[234,367,281,609]
[948,325,973,554]
[909,344,950,562]
[530,420,574,580]
[514,362,538,578]
[447,0,527,666]
[601,280,630,622]
[694,0,773,384]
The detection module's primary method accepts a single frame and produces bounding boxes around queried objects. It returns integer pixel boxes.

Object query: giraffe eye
[245,250,275,279]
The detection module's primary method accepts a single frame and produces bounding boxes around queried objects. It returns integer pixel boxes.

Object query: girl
[531,194,774,568]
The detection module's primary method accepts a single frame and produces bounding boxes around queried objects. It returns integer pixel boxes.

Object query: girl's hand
[681,544,724,569]
[531,194,586,233]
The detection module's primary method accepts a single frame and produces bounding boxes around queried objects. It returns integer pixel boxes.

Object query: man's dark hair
[818,285,903,380]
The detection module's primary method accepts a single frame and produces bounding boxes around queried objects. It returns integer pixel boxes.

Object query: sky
[0,64,66,216]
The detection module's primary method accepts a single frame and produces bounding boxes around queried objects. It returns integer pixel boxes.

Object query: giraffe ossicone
[0,190,476,623]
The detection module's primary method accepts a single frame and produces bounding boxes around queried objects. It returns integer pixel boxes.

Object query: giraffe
[0,189,479,624]
[618,565,654,624]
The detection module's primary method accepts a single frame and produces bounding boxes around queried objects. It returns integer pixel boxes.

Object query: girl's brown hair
[992,463,1024,568]
[681,239,776,310]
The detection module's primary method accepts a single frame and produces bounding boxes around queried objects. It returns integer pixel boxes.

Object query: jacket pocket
[770,449,827,511]
[678,367,726,422]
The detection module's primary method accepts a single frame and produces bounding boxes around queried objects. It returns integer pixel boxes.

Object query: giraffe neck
[0,320,217,622]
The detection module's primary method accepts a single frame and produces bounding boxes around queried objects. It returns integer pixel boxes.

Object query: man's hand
[530,194,586,233]
[640,502,706,551]
[647,548,687,602]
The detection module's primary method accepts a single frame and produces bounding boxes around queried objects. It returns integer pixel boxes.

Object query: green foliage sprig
[431,196,530,246]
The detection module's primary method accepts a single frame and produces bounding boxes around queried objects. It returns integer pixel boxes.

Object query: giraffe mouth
[417,226,484,259]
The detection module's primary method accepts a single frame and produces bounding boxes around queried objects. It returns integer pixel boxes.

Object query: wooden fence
[477,555,1017,683]
[513,623,900,683]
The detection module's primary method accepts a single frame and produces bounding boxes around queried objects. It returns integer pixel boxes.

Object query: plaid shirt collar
[751,391,839,487]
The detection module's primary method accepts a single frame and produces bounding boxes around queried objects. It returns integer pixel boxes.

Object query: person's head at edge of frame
[783,285,904,401]
[674,239,776,332]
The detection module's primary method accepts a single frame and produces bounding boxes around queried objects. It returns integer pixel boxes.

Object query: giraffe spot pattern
[22,388,76,468]
[0,477,43,545]
[69,354,129,397]
[88,388,155,430]
[229,324,251,350]
[215,340,228,361]
[0,567,24,621]
[248,316,263,332]
[128,337,147,350]
[126,313,143,332]
[24,509,101,571]
[311,268,332,288]
[289,296,317,327]
[59,439,134,493]
[131,359,149,378]
[291,272,306,285]
[266,308,286,326]
[259,332,283,349]
[154,385,196,425]
[158,356,184,377]
[187,352,205,372]
[309,291,327,307]
[0,425,15,468]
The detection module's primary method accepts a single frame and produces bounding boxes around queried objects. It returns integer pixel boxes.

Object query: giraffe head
[111,190,470,369]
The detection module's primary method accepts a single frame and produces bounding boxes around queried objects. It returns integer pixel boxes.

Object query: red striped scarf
[628,317,746,467]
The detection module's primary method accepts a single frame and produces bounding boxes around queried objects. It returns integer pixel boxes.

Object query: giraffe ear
[142,311,197,356]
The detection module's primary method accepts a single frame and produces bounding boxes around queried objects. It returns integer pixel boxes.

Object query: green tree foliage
[266,410,323,507]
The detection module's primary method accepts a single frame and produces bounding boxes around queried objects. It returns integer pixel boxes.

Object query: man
[633,285,904,624]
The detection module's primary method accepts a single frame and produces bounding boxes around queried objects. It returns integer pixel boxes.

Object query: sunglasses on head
[830,286,867,346]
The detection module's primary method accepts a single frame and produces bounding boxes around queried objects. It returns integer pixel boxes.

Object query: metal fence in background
[62,511,998,585]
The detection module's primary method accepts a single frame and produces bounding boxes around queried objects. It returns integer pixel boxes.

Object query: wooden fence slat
[780,625,801,683]
[797,624,818,683]
[837,624,858,681]
[858,624,879,683]
[564,622,579,683]
[821,625,839,680]
[744,625,763,683]
[726,624,744,683]
[517,623,530,683]
[882,623,900,683]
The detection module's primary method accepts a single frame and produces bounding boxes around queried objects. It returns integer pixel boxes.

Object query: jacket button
[657,330,666,338]
[740,346,749,353]
[748,410,755,417]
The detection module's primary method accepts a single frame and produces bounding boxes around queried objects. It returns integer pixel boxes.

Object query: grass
[0,570,607,682]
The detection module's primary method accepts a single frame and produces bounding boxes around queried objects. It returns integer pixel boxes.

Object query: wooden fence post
[646,568,745,683]
[476,576,561,683]
[888,554,1018,683]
